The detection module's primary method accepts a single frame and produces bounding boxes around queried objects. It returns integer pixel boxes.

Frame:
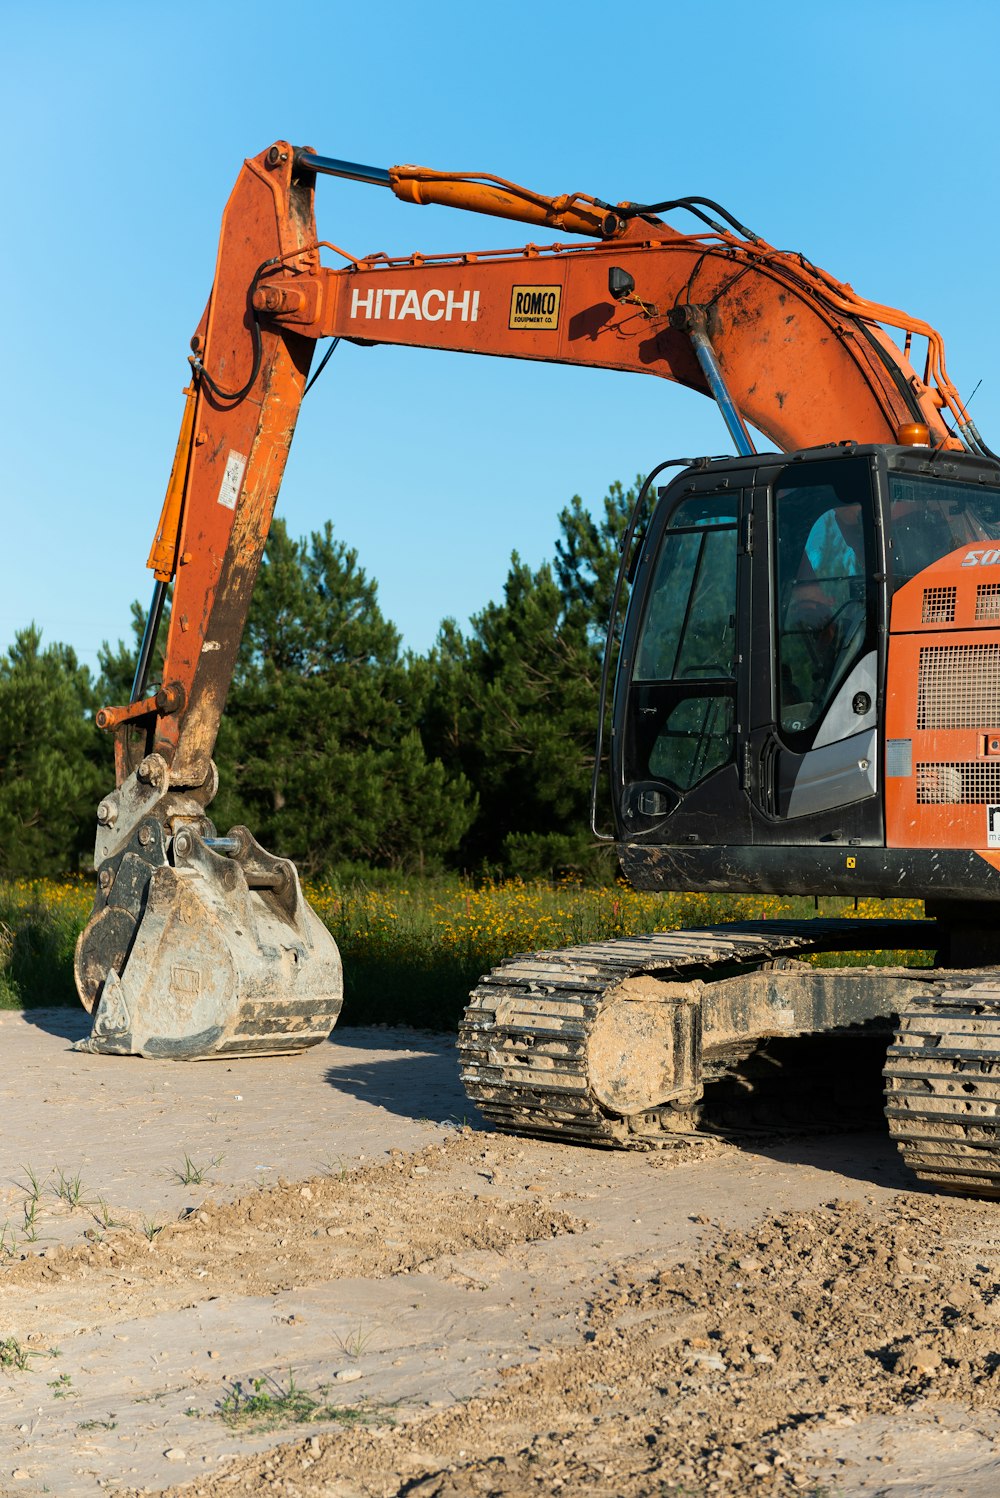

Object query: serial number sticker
[217,450,247,510]
[509,285,561,330]
[988,806,1000,847]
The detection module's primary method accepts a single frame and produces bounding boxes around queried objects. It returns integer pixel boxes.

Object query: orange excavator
[76,142,1000,1195]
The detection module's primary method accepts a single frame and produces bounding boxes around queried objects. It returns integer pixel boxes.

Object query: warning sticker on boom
[217,450,247,511]
[509,286,561,330]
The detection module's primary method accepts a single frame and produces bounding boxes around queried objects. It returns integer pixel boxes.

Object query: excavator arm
[75,139,982,1060]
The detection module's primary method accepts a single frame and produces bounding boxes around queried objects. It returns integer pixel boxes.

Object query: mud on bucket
[74,822,343,1059]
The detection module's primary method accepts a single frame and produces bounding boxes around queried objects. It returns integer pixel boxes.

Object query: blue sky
[3,1,998,677]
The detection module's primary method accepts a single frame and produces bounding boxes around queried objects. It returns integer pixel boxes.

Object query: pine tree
[213,521,475,873]
[96,597,168,707]
[463,556,601,873]
[423,478,641,876]
[553,476,643,639]
[0,627,105,876]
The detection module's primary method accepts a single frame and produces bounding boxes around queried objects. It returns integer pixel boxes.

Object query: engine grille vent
[917,644,1000,729]
[916,761,1000,805]
[922,586,956,624]
[977,583,1000,621]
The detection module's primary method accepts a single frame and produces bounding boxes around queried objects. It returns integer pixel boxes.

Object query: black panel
[621,762,752,845]
[620,841,1000,903]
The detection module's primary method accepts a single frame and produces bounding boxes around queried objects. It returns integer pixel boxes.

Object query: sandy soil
[0,1008,999,1497]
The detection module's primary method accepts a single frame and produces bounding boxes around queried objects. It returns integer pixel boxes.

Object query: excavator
[75,141,1000,1196]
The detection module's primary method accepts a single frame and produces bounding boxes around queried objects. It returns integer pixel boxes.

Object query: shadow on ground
[14,1009,916,1192]
[700,1032,920,1193]
[16,1004,92,1042]
[323,1028,474,1127]
[322,1028,916,1192]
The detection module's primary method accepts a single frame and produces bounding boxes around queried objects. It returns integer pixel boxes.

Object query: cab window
[889,475,1000,587]
[774,465,872,742]
[626,494,738,794]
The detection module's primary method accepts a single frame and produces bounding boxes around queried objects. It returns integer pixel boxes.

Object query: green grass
[310,877,931,1029]
[213,1370,389,1431]
[0,879,91,1009]
[0,873,930,1030]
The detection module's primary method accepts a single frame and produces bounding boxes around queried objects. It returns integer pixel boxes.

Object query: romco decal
[349,287,480,322]
[509,285,561,330]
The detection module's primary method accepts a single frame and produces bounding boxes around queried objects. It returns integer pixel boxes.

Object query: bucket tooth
[74,824,342,1059]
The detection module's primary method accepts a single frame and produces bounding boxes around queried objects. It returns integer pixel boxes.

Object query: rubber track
[884,976,1000,1196]
[459,918,935,1149]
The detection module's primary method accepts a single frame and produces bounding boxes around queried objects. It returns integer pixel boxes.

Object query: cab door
[615,474,753,848]
[746,455,885,846]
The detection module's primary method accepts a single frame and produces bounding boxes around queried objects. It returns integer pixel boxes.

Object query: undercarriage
[459,917,1000,1195]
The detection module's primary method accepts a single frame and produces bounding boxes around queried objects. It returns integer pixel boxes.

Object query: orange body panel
[886,550,1000,851]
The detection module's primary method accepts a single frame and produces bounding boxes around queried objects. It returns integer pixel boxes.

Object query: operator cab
[612,444,1000,899]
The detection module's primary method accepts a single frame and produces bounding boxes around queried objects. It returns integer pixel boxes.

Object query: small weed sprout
[318,1158,349,1181]
[141,1219,164,1242]
[91,1198,123,1231]
[53,1169,86,1208]
[21,1164,47,1203]
[0,1337,31,1371]
[77,1417,116,1432]
[22,1197,40,1242]
[217,1371,316,1428]
[48,1372,74,1398]
[171,1153,223,1186]
[335,1323,374,1360]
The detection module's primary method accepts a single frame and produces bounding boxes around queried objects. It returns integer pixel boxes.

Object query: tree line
[0,480,639,881]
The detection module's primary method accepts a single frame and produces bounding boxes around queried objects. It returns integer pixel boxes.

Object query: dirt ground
[1,1009,1000,1497]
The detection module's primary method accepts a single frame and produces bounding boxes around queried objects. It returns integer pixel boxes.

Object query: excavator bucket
[74,807,342,1059]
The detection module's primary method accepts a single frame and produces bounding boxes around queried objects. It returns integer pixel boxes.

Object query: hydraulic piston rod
[670,304,757,457]
[131,579,168,705]
[294,151,391,187]
[293,148,620,238]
